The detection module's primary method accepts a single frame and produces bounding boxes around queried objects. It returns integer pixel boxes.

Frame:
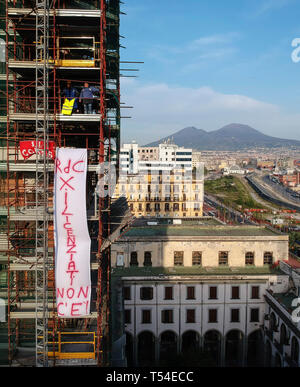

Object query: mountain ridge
[144,124,300,150]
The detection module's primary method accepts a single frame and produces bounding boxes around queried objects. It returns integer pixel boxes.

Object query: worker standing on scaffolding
[61,81,79,114]
[79,82,99,114]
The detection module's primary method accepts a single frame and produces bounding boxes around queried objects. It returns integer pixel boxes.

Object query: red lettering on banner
[59,176,75,191]
[82,301,89,315]
[67,261,76,271]
[57,303,65,316]
[66,245,77,255]
[55,158,62,173]
[78,286,89,299]
[67,270,79,286]
[64,159,71,174]
[62,191,73,216]
[67,288,75,299]
[63,221,72,230]
[55,150,90,317]
[71,303,82,316]
[57,288,64,298]
[72,160,84,173]
[67,236,76,247]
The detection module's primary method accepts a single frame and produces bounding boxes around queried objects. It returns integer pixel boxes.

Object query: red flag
[20,141,56,160]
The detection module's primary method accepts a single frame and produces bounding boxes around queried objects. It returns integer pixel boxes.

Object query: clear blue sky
[120,0,300,145]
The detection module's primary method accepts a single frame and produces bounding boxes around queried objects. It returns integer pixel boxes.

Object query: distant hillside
[145,123,300,150]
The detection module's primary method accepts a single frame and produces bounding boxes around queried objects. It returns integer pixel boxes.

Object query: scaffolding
[1,0,122,366]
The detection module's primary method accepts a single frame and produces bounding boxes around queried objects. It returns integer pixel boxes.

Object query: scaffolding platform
[1,0,122,367]
[9,113,102,122]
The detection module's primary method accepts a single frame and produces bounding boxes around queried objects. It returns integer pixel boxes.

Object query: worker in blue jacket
[61,81,79,113]
[79,82,99,114]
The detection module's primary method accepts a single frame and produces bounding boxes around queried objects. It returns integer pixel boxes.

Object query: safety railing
[46,332,96,360]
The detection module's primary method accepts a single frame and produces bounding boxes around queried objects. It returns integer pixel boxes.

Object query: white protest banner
[54,148,91,318]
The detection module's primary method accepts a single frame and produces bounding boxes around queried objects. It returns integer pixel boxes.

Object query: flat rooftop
[122,224,285,238]
[131,217,222,227]
[112,265,284,278]
[270,292,298,312]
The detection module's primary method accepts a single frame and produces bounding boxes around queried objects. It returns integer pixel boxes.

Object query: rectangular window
[142,310,151,324]
[173,203,179,211]
[208,309,218,323]
[192,251,202,266]
[162,310,173,324]
[250,308,260,323]
[219,251,228,266]
[245,252,255,266]
[123,286,131,300]
[186,309,196,323]
[140,287,153,300]
[231,309,240,323]
[164,286,173,300]
[130,252,138,267]
[144,252,152,267]
[174,251,184,266]
[186,286,195,300]
[209,286,218,300]
[231,286,240,300]
[124,309,131,324]
[264,252,273,265]
[251,286,260,299]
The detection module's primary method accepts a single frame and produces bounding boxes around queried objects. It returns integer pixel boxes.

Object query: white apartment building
[111,218,290,367]
[115,142,204,218]
[120,141,194,174]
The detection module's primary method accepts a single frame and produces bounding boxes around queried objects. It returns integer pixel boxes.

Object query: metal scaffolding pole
[35,0,50,367]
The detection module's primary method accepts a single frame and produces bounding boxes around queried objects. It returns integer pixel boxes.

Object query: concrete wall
[112,236,289,268]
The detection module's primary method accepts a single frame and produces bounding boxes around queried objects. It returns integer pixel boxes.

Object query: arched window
[275,353,282,367]
[280,324,287,346]
[270,312,277,331]
[138,331,155,366]
[160,331,177,360]
[291,337,299,364]
[225,330,244,367]
[203,330,221,366]
[130,251,138,267]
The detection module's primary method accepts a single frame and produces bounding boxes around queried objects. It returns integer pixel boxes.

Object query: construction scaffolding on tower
[0,0,132,367]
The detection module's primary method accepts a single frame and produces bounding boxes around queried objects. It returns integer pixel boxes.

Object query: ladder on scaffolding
[35,0,50,367]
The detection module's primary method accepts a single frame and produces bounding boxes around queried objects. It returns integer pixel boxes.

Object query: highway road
[204,194,256,225]
[246,174,300,212]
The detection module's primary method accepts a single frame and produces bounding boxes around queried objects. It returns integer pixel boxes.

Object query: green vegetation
[205,175,265,210]
[289,231,300,252]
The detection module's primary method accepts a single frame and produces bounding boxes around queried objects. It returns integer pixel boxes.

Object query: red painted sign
[20,140,56,160]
